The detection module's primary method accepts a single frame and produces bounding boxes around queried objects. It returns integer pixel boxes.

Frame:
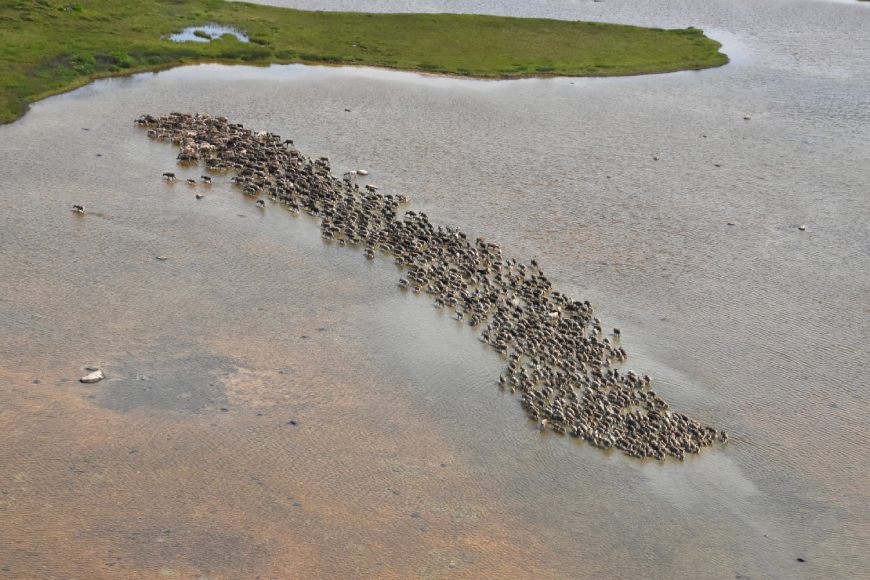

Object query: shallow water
[168,25,250,43]
[1,0,869,578]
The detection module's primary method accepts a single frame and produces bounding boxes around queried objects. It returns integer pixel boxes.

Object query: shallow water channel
[0,0,868,578]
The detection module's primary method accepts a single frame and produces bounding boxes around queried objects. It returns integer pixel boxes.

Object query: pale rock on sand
[79,369,105,384]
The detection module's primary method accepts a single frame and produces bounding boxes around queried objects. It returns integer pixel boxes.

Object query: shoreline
[10,54,729,127]
[0,1,728,125]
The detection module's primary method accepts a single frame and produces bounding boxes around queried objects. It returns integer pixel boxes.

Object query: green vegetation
[0,0,727,124]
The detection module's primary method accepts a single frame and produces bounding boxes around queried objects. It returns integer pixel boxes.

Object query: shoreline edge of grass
[0,0,728,125]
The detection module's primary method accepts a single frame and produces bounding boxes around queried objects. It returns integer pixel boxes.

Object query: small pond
[169,25,249,43]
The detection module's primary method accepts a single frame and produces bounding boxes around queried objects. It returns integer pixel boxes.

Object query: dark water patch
[98,353,235,413]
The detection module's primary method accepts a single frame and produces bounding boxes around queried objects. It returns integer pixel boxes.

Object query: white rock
[356,169,369,176]
[80,369,105,384]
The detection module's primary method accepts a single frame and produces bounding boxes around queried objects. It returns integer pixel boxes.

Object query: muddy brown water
[1,0,869,578]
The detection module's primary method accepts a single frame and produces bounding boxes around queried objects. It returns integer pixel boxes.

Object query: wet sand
[0,185,551,576]
[1,0,869,577]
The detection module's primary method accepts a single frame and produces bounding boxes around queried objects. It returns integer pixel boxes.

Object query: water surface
[0,0,868,578]
[168,25,250,43]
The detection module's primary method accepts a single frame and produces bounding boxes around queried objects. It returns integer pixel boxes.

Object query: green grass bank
[0,0,728,125]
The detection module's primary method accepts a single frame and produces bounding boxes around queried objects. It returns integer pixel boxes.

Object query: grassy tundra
[0,0,727,124]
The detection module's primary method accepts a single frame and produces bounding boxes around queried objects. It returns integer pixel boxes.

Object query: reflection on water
[0,0,868,577]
